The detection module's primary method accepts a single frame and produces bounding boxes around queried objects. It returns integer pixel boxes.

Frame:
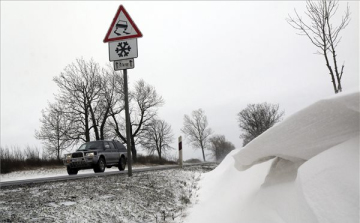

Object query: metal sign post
[123,69,132,177]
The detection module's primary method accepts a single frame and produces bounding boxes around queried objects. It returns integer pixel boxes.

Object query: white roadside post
[179,136,183,168]
[103,5,143,177]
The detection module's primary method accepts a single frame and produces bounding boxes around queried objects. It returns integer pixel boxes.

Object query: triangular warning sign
[103,5,143,43]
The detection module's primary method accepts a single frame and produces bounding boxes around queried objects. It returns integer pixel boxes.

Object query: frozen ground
[185,91,359,223]
[0,164,216,222]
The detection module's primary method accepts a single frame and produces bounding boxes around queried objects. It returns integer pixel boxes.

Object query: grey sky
[1,1,359,161]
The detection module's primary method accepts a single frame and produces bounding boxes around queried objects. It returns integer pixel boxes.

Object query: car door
[108,141,119,164]
[103,141,116,164]
[103,142,112,164]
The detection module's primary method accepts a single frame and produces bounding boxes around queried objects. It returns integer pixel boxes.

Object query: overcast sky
[1,1,359,161]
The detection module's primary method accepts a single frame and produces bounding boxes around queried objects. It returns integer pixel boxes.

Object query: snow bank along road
[0,164,217,222]
[185,91,359,223]
[0,163,215,187]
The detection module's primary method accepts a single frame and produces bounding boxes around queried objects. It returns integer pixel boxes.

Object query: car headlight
[85,152,95,157]
[66,154,72,159]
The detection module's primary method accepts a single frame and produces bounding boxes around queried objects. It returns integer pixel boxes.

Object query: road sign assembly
[104,5,143,177]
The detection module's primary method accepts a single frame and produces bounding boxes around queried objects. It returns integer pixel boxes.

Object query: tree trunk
[326,14,343,93]
[201,148,206,162]
[99,109,110,140]
[321,16,338,94]
[100,127,105,140]
[57,119,60,161]
[57,139,60,161]
[330,49,342,93]
[157,150,162,164]
[200,143,206,162]
[84,101,90,142]
[85,113,90,142]
[323,50,338,94]
[111,113,127,143]
[89,104,100,140]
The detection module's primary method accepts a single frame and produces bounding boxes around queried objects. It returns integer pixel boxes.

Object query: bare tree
[44,59,163,163]
[181,109,213,162]
[237,103,284,146]
[140,119,174,162]
[54,59,119,142]
[287,0,351,94]
[110,78,164,162]
[209,135,235,162]
[35,102,74,160]
[54,58,102,142]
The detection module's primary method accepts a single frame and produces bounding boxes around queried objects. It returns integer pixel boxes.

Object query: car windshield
[77,141,103,151]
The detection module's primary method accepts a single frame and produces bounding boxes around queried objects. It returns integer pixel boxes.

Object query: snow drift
[185,91,359,223]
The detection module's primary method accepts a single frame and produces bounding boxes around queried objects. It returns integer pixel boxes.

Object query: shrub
[136,154,176,165]
[0,146,62,174]
[184,158,202,163]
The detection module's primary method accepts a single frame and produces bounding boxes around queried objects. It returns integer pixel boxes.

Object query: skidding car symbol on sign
[114,20,131,36]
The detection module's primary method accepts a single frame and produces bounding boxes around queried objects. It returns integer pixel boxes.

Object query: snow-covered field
[185,91,359,223]
[0,165,216,222]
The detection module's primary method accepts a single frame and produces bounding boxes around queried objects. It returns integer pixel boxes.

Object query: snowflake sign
[108,38,138,61]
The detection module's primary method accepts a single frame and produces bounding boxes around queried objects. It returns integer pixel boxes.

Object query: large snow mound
[234,92,359,170]
[185,91,359,223]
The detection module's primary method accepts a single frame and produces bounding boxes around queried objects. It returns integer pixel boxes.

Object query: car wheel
[94,157,106,173]
[118,156,126,171]
[67,166,78,175]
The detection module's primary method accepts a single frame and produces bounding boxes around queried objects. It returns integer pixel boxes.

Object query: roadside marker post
[104,5,143,177]
[179,136,183,168]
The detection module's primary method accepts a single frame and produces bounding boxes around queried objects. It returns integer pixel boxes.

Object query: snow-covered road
[0,165,152,182]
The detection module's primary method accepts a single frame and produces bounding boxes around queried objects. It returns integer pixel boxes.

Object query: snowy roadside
[0,164,155,182]
[0,164,216,223]
[184,91,359,223]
